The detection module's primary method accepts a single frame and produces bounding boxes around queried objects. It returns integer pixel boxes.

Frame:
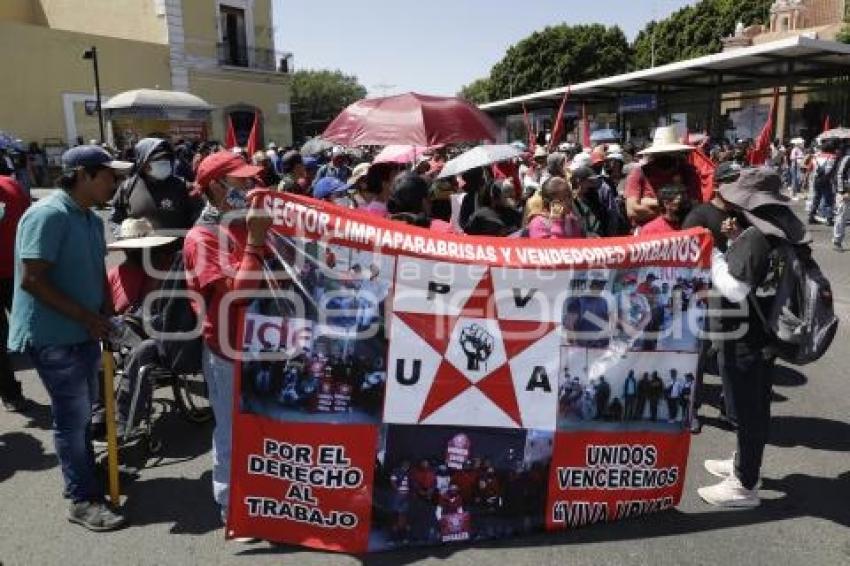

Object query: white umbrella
[438,144,522,179]
[300,136,335,155]
[818,127,850,141]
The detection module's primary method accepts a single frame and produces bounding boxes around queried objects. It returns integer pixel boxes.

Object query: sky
[273,0,698,97]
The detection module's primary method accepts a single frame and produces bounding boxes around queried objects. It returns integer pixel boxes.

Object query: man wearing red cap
[183,151,269,522]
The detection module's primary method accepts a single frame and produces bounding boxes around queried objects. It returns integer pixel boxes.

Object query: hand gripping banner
[227,192,712,552]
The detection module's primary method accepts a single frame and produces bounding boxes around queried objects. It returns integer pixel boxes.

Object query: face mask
[147,160,172,181]
[223,183,248,209]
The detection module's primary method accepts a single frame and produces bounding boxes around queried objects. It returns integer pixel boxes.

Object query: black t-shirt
[713,227,774,344]
[682,202,730,252]
[110,174,202,231]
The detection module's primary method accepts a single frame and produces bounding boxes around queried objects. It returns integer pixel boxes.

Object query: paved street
[1,191,848,566]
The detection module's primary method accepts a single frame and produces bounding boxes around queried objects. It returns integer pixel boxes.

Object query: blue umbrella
[313,177,348,199]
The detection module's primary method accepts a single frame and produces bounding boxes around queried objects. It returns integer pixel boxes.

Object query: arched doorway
[223,104,263,149]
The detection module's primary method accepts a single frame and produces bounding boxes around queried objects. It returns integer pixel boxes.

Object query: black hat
[388,173,429,214]
[570,166,599,181]
[714,161,742,183]
[281,150,303,174]
[465,207,507,236]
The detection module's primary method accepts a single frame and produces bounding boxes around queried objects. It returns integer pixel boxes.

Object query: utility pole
[82,46,105,144]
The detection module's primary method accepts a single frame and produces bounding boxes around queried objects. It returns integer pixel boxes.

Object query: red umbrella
[320,92,498,147]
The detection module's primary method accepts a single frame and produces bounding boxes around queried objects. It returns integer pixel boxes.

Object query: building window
[220,5,248,66]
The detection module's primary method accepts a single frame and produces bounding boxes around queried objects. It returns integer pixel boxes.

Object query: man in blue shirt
[8,145,131,531]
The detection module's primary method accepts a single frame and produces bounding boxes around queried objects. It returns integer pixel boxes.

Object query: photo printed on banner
[370,425,554,550]
[562,266,709,354]
[557,346,697,432]
[239,235,395,424]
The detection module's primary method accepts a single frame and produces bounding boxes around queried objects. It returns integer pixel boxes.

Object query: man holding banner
[183,151,269,521]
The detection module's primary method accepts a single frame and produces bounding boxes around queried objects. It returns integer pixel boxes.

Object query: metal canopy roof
[479,36,850,115]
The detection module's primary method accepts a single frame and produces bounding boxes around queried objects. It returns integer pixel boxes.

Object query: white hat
[637,126,694,156]
[558,142,570,152]
[569,152,592,171]
[331,146,345,157]
[606,152,625,162]
[231,146,243,154]
[107,218,177,250]
[267,141,278,150]
[606,143,623,155]
[533,146,548,159]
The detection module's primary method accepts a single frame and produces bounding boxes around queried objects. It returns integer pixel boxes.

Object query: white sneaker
[704,457,734,479]
[698,476,760,509]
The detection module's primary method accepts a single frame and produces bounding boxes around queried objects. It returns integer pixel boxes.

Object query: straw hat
[533,146,548,159]
[637,125,694,156]
[107,218,177,250]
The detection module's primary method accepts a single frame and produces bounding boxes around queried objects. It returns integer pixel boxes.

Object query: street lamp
[82,46,105,144]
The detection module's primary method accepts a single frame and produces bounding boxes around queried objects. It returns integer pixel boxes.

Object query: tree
[633,0,773,69]
[290,69,367,143]
[485,24,633,100]
[458,77,492,104]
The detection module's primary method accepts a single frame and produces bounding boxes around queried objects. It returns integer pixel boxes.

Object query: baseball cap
[61,145,132,173]
[195,151,263,191]
[313,177,348,199]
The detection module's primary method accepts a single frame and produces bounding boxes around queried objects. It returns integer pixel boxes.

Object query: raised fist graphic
[459,324,494,371]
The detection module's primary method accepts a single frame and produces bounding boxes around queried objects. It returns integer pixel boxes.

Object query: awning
[103,89,215,120]
[480,36,850,115]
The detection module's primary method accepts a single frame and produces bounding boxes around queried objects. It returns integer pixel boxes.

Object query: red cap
[590,148,606,166]
[195,151,263,191]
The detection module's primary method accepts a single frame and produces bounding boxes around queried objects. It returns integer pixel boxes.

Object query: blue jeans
[30,341,103,503]
[202,344,234,517]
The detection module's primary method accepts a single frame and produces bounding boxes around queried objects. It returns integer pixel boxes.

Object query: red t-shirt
[0,177,30,279]
[108,263,147,314]
[624,162,700,204]
[639,215,679,236]
[183,222,263,358]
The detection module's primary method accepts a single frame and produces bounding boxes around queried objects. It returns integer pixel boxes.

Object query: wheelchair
[107,314,212,454]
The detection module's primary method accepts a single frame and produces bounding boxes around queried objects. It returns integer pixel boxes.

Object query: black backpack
[148,251,204,375]
[751,243,839,365]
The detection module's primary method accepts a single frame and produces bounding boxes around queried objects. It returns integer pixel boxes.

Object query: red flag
[225,115,237,149]
[581,104,591,149]
[748,88,779,166]
[823,114,831,133]
[687,148,716,203]
[522,103,536,153]
[548,85,571,152]
[245,111,260,156]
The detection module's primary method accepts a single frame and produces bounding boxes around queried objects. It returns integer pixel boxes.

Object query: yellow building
[0,0,292,151]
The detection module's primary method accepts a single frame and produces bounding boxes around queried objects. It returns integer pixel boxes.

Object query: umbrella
[321,92,498,147]
[590,128,621,143]
[373,145,437,165]
[818,127,850,141]
[102,89,213,120]
[300,136,335,156]
[438,144,522,179]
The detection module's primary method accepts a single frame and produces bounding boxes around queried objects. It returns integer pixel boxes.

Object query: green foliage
[290,69,367,143]
[632,0,773,69]
[837,23,850,44]
[483,24,633,100]
[458,77,492,104]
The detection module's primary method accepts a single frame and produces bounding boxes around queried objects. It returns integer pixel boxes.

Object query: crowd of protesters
[0,120,841,533]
